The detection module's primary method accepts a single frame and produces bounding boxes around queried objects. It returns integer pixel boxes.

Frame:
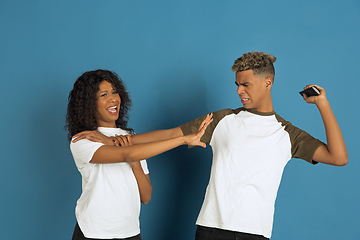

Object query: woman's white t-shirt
[70,127,149,239]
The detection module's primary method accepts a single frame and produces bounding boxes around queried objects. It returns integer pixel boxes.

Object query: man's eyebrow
[235,81,250,85]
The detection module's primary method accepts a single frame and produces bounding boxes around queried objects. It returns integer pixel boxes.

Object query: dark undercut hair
[232,52,276,80]
[65,69,133,141]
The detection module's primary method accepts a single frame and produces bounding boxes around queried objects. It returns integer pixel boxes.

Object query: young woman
[65,69,212,240]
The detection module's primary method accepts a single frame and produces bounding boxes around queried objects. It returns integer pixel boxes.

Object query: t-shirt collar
[245,108,276,116]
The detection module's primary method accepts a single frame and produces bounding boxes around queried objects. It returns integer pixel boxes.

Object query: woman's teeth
[107,106,117,113]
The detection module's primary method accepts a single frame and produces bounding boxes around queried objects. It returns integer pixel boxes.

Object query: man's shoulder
[273,113,312,138]
[273,112,292,126]
[213,107,245,117]
[210,108,246,125]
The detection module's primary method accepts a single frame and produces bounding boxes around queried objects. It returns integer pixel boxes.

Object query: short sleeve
[285,124,325,164]
[140,160,149,175]
[70,138,104,169]
[180,109,234,144]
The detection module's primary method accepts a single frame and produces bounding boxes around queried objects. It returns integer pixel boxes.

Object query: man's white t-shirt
[70,127,149,239]
[180,108,324,238]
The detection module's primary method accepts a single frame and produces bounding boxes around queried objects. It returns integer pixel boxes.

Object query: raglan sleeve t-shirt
[179,108,325,239]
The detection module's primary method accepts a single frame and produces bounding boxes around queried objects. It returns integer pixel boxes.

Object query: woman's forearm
[91,136,186,163]
[130,162,152,204]
[131,127,184,144]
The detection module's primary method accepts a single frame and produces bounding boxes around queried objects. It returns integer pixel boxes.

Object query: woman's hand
[114,134,132,146]
[184,113,213,148]
[72,130,115,145]
[115,135,140,168]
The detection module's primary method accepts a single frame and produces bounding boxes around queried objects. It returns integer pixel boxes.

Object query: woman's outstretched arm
[89,113,212,164]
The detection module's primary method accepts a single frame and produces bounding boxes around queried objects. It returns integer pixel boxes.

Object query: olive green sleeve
[276,114,325,164]
[180,108,235,144]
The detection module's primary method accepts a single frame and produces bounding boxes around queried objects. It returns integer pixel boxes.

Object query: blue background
[1,1,359,239]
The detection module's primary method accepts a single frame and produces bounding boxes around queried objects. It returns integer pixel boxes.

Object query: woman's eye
[101,93,107,97]
[112,91,118,95]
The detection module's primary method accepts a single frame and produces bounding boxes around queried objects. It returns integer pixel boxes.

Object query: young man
[177,52,348,239]
[74,52,348,239]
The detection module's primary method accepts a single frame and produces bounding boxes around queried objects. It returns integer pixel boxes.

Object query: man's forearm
[315,99,348,165]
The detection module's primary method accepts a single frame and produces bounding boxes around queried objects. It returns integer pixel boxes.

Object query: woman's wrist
[104,137,116,146]
[181,134,193,146]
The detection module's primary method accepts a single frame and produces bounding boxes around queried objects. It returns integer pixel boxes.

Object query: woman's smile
[96,80,121,127]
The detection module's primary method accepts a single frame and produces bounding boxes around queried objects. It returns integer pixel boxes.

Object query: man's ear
[265,77,273,90]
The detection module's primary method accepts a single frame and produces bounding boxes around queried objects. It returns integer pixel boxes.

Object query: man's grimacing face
[235,70,272,112]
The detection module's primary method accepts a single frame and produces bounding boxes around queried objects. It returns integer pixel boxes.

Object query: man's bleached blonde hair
[232,51,276,80]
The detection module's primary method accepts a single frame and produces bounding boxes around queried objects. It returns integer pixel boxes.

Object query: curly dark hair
[232,52,276,80]
[65,69,133,141]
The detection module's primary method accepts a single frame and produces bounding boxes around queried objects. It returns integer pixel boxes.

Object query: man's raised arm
[302,85,348,166]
